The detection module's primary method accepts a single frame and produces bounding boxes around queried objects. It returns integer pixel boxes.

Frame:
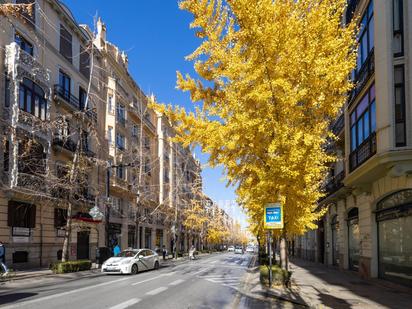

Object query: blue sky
[62,0,247,227]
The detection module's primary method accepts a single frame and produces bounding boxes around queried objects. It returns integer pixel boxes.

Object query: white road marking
[210,260,218,264]
[169,279,185,286]
[109,298,141,309]
[0,276,133,309]
[192,267,211,275]
[146,286,168,295]
[131,271,176,286]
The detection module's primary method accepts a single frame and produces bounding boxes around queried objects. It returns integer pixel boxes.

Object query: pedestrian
[113,243,121,257]
[189,245,196,260]
[0,241,8,275]
[162,245,167,260]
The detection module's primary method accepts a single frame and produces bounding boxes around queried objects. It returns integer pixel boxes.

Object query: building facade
[295,0,412,287]
[0,0,207,269]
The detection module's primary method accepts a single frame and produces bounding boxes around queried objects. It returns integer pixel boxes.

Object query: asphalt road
[0,253,277,309]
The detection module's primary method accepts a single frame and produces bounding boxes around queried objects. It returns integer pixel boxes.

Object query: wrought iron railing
[324,170,345,195]
[348,50,375,105]
[52,136,77,153]
[54,84,79,109]
[349,132,376,171]
[331,113,345,136]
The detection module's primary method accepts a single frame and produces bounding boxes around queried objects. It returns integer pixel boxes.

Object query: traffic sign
[264,203,283,229]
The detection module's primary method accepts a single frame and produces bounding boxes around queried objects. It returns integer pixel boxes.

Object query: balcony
[348,50,375,105]
[331,113,344,136]
[324,170,345,196]
[54,85,79,110]
[52,136,77,153]
[117,117,126,127]
[54,85,97,121]
[345,0,360,24]
[349,132,376,172]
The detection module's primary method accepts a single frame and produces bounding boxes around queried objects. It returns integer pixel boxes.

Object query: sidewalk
[240,258,412,309]
[289,258,412,308]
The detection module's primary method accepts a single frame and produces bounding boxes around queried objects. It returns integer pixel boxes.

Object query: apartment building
[93,18,161,252]
[157,112,202,253]
[295,0,412,287]
[0,0,106,268]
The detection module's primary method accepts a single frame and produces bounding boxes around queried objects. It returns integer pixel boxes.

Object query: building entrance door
[77,231,90,260]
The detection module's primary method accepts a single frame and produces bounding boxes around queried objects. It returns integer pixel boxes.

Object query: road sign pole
[267,230,272,286]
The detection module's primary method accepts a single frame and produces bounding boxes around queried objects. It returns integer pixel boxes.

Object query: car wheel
[154,261,159,270]
[131,264,138,275]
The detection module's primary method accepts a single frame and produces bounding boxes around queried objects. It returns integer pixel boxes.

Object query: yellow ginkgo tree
[151,0,357,269]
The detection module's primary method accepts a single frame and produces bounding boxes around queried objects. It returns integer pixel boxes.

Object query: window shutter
[60,25,72,63]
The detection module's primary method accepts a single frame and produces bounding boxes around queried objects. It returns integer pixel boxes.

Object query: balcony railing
[349,132,376,172]
[52,136,77,153]
[117,117,126,127]
[348,50,375,105]
[324,170,345,196]
[54,85,97,121]
[331,113,344,136]
[54,85,79,109]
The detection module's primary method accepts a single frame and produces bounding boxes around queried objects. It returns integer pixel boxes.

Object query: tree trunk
[280,233,288,270]
[62,201,73,262]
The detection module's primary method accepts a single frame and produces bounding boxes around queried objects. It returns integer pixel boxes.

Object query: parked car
[246,246,255,253]
[227,246,235,252]
[102,249,160,275]
[234,246,243,254]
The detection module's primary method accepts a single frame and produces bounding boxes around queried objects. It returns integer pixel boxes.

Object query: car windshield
[117,250,138,257]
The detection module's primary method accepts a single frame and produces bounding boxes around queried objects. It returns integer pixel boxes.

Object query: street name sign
[264,203,283,229]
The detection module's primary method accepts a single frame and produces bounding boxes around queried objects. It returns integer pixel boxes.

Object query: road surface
[0,253,293,309]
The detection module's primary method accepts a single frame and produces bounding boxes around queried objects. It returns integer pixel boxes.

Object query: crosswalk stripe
[109,298,141,309]
[169,279,185,286]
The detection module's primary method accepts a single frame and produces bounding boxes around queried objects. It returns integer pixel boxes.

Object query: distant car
[228,246,235,252]
[246,246,254,253]
[102,249,160,275]
[234,246,243,254]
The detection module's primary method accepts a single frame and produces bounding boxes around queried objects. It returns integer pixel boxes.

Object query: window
[79,87,87,110]
[393,0,404,57]
[60,25,72,63]
[18,139,46,175]
[8,201,36,228]
[394,65,406,146]
[116,165,125,179]
[108,96,114,113]
[116,133,125,150]
[116,104,126,125]
[5,74,10,107]
[108,126,113,145]
[54,208,67,228]
[79,45,90,79]
[144,136,150,149]
[145,159,151,175]
[132,125,139,137]
[59,70,71,98]
[19,78,47,120]
[350,83,376,151]
[81,130,89,151]
[355,1,374,74]
[4,139,9,172]
[15,33,33,56]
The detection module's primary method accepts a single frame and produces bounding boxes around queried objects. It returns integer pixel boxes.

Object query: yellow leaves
[152,0,357,239]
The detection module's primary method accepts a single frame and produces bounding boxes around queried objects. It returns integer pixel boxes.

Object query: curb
[1,268,102,283]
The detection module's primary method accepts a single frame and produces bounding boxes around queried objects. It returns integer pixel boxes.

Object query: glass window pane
[351,111,356,125]
[378,216,412,285]
[371,101,376,132]
[19,86,25,110]
[395,67,404,84]
[351,126,357,151]
[34,95,40,117]
[364,110,370,138]
[370,83,375,101]
[357,93,369,115]
[26,91,32,113]
[369,16,374,51]
[361,34,368,64]
[357,118,364,145]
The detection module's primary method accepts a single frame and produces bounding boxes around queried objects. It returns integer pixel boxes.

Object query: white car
[234,246,243,254]
[227,246,235,252]
[246,246,255,253]
[102,249,160,275]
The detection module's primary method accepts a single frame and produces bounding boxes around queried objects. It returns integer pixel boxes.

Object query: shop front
[347,208,360,271]
[376,190,412,286]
